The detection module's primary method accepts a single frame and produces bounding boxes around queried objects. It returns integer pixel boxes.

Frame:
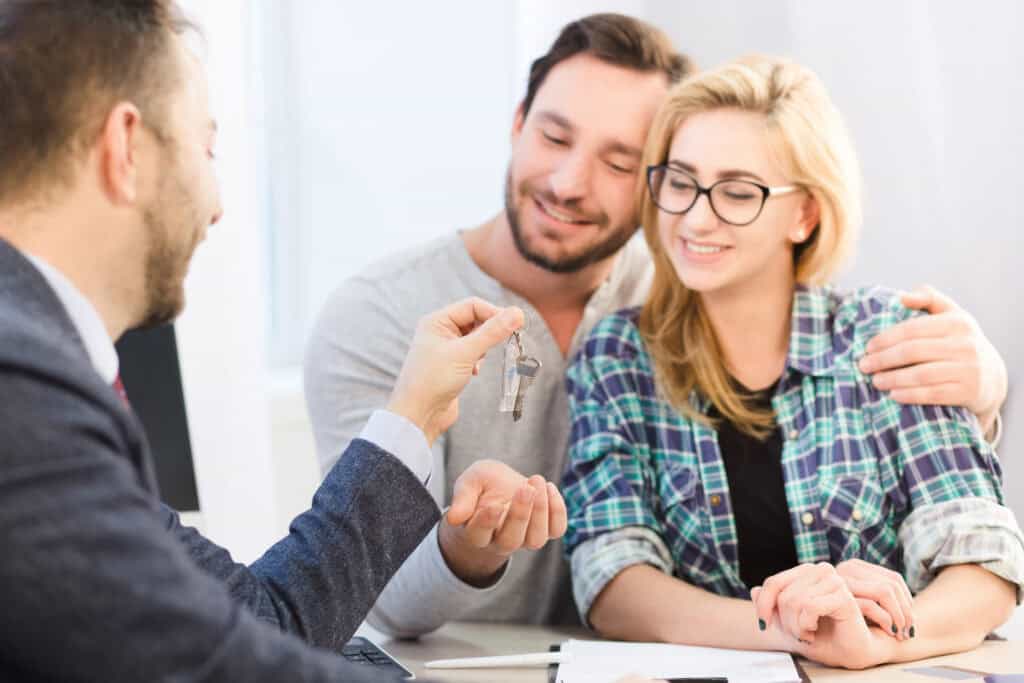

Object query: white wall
[174,0,279,562]
[258,0,520,367]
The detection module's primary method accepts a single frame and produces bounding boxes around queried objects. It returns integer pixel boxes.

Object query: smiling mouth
[681,238,733,256]
[534,197,593,226]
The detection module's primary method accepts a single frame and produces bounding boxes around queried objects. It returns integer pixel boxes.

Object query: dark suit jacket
[0,237,441,681]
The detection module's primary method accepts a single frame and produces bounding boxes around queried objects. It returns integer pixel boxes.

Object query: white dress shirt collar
[22,252,120,385]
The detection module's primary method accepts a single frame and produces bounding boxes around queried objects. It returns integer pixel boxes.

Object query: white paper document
[554,638,801,683]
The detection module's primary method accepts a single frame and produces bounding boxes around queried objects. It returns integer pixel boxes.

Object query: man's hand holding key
[386,297,567,586]
[386,297,524,444]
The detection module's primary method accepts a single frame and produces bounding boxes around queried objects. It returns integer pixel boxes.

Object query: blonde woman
[562,56,1023,670]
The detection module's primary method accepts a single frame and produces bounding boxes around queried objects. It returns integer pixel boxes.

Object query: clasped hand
[752,560,915,669]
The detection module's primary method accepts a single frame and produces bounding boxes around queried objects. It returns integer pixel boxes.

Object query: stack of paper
[554,639,801,683]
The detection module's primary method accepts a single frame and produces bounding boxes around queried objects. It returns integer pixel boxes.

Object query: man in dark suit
[0,1,549,680]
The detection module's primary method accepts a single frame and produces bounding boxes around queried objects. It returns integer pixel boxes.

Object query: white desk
[374,622,1023,682]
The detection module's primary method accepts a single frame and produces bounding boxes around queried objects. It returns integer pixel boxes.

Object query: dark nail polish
[891,624,898,635]
[758,618,766,632]
[910,626,916,638]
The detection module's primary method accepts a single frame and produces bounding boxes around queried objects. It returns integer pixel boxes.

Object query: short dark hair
[0,0,196,205]
[521,13,695,117]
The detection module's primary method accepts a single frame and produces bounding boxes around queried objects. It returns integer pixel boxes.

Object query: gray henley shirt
[303,231,652,636]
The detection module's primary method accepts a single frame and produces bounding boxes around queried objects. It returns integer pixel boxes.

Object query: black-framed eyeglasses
[646,164,801,226]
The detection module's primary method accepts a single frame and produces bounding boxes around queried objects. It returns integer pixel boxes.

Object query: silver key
[499,331,524,414]
[512,355,541,422]
[499,330,542,421]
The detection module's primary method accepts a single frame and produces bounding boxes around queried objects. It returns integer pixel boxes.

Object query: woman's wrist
[763,620,802,653]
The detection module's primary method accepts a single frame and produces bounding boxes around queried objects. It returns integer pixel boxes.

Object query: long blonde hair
[637,55,862,437]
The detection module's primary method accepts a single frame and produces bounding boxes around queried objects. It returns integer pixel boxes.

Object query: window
[253,1,519,367]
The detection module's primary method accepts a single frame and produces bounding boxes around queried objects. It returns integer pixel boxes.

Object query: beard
[504,166,636,274]
[134,166,205,330]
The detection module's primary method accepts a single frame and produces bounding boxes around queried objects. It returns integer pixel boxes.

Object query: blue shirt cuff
[358,409,432,484]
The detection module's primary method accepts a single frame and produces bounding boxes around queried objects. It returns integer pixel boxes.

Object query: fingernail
[758,618,766,632]
[891,624,898,635]
[501,307,523,326]
[910,626,916,638]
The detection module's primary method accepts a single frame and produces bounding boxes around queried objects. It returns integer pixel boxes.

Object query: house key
[512,354,541,422]
[500,330,542,421]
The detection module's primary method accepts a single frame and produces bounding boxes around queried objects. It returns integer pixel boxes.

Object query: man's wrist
[437,517,508,588]
[385,396,438,445]
[360,410,433,484]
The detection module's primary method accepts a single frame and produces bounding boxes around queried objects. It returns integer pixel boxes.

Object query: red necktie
[112,374,130,408]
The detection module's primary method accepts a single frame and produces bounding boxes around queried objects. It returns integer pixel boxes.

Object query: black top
[711,381,799,589]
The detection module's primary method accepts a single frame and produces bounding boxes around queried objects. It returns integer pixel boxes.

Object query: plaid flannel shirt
[563,285,1024,623]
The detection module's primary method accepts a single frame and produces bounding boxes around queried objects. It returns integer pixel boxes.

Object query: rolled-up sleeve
[570,526,674,624]
[883,403,1024,600]
[899,497,1024,603]
[842,289,1024,602]
[562,320,669,623]
[864,358,1024,602]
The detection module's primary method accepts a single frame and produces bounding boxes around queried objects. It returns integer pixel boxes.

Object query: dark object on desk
[548,644,560,683]
[343,637,414,679]
[793,656,811,683]
[115,324,199,511]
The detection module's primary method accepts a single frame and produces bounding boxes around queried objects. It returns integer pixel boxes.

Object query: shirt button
[852,508,864,522]
[709,494,722,507]
[788,429,799,440]
[801,511,815,527]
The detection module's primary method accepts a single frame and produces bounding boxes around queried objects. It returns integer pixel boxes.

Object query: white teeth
[540,202,585,224]
[686,240,726,254]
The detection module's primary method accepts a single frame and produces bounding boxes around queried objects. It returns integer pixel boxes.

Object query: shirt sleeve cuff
[988,411,1004,449]
[358,409,432,484]
[426,518,511,594]
[570,526,673,626]
[899,497,1024,604]
[364,521,509,639]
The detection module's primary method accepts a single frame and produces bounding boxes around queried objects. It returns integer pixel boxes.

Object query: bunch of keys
[500,330,542,422]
